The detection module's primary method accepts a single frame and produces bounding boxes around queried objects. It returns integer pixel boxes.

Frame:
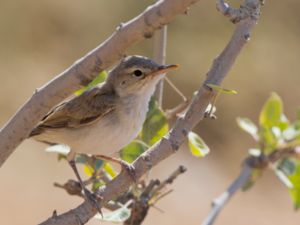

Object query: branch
[201,147,299,225]
[39,1,262,224]
[124,166,186,225]
[0,0,200,167]
[201,165,252,225]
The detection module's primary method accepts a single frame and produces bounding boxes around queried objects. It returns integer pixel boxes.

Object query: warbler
[29,55,178,205]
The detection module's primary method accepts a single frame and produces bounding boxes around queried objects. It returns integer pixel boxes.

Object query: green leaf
[92,180,105,192]
[278,159,296,176]
[258,127,278,154]
[95,204,131,222]
[283,125,300,142]
[280,159,300,209]
[275,169,293,189]
[141,99,169,146]
[206,83,237,95]
[188,132,210,157]
[259,92,283,129]
[278,114,290,131]
[75,154,89,164]
[58,154,67,161]
[120,141,148,163]
[236,117,258,140]
[103,162,117,178]
[83,164,94,177]
[74,71,107,96]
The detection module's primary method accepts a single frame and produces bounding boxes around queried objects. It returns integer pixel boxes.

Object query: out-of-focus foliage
[188,131,210,157]
[140,99,169,146]
[237,93,300,209]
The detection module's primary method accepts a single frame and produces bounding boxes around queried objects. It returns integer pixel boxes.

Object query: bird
[29,55,178,207]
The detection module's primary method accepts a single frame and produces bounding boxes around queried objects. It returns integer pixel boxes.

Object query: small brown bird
[29,55,178,205]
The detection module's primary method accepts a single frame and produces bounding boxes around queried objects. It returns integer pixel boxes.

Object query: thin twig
[201,165,252,225]
[201,146,299,225]
[152,165,187,194]
[153,25,168,107]
[165,77,187,102]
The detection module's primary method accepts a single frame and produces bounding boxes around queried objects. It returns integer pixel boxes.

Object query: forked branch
[39,1,262,224]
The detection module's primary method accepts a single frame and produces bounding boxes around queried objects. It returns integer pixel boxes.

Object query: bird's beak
[150,64,179,77]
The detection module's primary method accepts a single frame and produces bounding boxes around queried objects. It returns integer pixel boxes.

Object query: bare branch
[216,0,261,24]
[125,166,186,225]
[38,1,262,224]
[0,0,200,167]
[152,165,187,194]
[201,146,299,225]
[201,165,252,225]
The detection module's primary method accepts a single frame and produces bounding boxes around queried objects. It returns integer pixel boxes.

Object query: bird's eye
[133,69,143,77]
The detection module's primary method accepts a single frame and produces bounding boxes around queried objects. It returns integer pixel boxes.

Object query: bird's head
[107,55,178,96]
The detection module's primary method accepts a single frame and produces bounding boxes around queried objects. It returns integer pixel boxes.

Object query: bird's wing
[30,85,116,137]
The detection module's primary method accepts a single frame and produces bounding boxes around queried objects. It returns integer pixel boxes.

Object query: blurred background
[1,0,300,224]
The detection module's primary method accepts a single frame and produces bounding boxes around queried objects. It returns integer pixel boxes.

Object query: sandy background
[1,0,300,224]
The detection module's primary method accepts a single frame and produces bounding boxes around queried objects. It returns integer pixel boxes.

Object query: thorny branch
[38,0,262,224]
[53,166,186,225]
[124,166,186,225]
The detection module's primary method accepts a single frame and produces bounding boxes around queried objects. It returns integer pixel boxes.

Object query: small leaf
[94,159,104,171]
[46,144,70,155]
[275,169,293,189]
[92,180,105,192]
[259,92,283,129]
[95,203,131,222]
[284,159,300,209]
[206,83,237,95]
[205,103,217,114]
[283,125,300,142]
[278,159,296,176]
[248,148,262,157]
[75,154,89,164]
[74,71,107,96]
[141,99,169,145]
[236,117,258,140]
[258,127,278,154]
[188,132,210,157]
[58,154,67,161]
[120,141,148,163]
[278,114,290,131]
[103,162,117,178]
[83,164,94,177]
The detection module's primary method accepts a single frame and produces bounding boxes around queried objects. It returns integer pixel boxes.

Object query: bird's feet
[94,154,138,183]
[82,188,103,216]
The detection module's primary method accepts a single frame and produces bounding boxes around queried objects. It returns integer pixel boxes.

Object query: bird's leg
[95,154,137,183]
[68,157,103,215]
